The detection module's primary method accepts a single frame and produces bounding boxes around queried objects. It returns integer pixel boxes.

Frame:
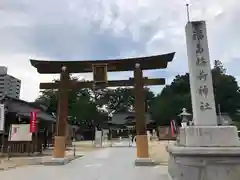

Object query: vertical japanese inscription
[198,70,208,81]
[192,27,204,41]
[193,22,212,111]
[196,55,207,65]
[198,85,208,98]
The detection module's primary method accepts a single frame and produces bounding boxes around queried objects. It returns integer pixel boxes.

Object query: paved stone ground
[0,148,81,170]
[149,140,174,165]
[0,141,100,170]
[0,141,170,180]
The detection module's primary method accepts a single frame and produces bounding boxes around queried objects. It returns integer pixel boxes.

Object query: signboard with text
[9,124,32,141]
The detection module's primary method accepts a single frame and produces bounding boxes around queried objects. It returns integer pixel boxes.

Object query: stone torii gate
[30,52,174,164]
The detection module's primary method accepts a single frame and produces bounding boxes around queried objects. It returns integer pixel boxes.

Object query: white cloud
[0,0,239,102]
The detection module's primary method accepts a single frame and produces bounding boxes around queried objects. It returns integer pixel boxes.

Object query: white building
[0,66,21,99]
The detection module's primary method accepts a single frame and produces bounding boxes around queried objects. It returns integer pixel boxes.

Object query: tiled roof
[2,96,56,122]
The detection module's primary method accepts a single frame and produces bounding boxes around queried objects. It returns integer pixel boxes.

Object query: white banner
[9,124,32,141]
[0,104,5,132]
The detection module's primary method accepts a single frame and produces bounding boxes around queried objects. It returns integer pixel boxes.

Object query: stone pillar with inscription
[167,21,240,180]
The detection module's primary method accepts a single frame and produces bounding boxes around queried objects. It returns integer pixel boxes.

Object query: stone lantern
[178,108,192,127]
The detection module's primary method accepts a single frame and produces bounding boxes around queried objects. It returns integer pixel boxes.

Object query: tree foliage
[98,87,155,114]
[212,60,240,114]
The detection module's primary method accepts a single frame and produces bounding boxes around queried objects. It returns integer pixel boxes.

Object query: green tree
[35,77,107,127]
[212,60,240,114]
[35,89,58,114]
[98,87,155,113]
[149,73,191,125]
[150,93,191,125]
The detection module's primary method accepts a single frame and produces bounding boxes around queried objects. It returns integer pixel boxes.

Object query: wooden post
[53,66,69,158]
[34,120,39,154]
[134,63,149,158]
[1,132,4,154]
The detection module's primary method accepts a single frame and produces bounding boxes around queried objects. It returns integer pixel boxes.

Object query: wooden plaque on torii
[92,63,108,89]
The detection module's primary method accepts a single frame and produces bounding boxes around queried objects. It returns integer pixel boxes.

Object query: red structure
[30,111,37,133]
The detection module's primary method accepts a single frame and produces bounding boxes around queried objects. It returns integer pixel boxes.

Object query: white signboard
[95,130,102,148]
[9,124,32,141]
[0,104,5,132]
[186,21,217,126]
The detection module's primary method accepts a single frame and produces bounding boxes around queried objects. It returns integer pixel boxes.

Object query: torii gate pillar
[53,66,69,158]
[134,63,154,166]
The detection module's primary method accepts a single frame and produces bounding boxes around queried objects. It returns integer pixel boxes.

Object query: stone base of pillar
[53,136,66,158]
[167,126,240,180]
[178,126,240,147]
[43,157,70,166]
[134,135,156,166]
[136,135,149,158]
[134,157,156,166]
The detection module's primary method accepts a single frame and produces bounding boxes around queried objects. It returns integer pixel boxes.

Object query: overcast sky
[0,0,239,102]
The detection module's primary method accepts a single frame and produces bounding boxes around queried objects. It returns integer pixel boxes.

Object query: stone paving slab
[0,160,17,171]
[149,140,173,165]
[0,149,84,170]
[134,158,157,166]
[0,140,170,180]
[0,142,97,171]
[42,155,82,166]
[0,154,83,168]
